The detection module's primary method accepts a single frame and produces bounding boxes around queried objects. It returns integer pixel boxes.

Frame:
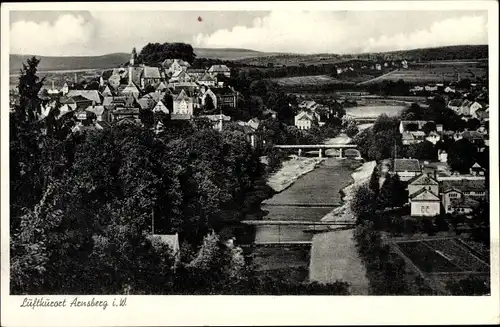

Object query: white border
[1,2,499,326]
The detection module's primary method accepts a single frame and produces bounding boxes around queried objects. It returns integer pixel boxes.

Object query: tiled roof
[451,197,480,209]
[408,173,439,186]
[67,90,102,104]
[441,179,486,193]
[102,96,114,107]
[155,82,167,91]
[409,188,440,201]
[70,95,93,103]
[188,69,207,74]
[199,73,216,81]
[143,66,161,79]
[394,159,421,172]
[137,97,156,110]
[208,65,230,72]
[174,89,193,102]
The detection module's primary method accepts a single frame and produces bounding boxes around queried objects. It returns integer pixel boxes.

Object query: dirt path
[357,69,399,85]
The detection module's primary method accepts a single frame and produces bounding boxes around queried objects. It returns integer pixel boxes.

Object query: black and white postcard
[1,1,499,326]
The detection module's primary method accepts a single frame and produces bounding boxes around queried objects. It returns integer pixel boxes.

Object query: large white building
[294,110,322,130]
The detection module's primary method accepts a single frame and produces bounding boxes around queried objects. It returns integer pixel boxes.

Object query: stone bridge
[273,144,359,158]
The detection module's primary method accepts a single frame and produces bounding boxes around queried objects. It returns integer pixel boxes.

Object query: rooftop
[394,158,421,172]
[409,188,440,201]
[441,179,486,193]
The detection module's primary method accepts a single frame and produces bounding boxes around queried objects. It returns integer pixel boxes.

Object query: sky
[9,10,488,56]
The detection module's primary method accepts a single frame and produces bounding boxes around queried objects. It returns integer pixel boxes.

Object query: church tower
[128,48,136,85]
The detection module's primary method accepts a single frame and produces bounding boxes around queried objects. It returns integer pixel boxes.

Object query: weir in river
[250,157,360,282]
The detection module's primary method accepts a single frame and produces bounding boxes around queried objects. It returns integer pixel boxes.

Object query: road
[357,69,399,85]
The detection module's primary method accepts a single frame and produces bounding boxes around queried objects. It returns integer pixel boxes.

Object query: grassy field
[364,64,488,84]
[270,75,344,86]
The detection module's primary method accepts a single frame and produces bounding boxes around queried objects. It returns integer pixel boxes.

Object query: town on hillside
[8,12,493,301]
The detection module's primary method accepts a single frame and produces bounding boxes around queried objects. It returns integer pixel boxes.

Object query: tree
[446,276,489,295]
[345,121,359,138]
[422,121,437,135]
[351,184,377,223]
[466,118,481,131]
[203,93,216,113]
[137,42,196,65]
[406,141,436,160]
[10,57,47,232]
[447,139,477,173]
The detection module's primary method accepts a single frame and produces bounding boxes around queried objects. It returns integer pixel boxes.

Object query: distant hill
[10,53,131,73]
[10,45,488,73]
[354,45,489,62]
[233,45,489,67]
[10,48,277,73]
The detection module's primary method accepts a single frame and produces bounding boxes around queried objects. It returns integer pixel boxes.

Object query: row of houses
[388,159,487,218]
[399,120,488,149]
[334,60,409,75]
[447,98,489,121]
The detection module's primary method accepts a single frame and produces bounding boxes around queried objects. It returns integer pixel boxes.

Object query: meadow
[364,64,488,84]
[270,75,345,86]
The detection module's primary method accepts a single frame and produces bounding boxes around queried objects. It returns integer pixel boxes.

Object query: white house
[172,89,194,116]
[409,188,441,217]
[294,111,321,130]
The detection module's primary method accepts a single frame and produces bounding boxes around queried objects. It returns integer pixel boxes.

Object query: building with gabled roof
[137,97,156,111]
[442,188,481,215]
[407,173,439,197]
[152,100,169,114]
[198,73,217,87]
[394,158,421,181]
[440,179,486,197]
[172,89,194,116]
[294,110,322,130]
[85,105,107,122]
[409,188,441,217]
[208,64,231,77]
[66,90,103,105]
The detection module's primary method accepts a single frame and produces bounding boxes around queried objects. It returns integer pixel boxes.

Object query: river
[250,156,366,290]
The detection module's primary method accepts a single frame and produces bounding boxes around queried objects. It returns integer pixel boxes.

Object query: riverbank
[266,156,324,193]
[308,160,376,294]
[321,160,376,224]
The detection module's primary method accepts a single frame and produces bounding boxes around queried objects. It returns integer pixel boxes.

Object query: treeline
[355,45,488,62]
[137,42,196,65]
